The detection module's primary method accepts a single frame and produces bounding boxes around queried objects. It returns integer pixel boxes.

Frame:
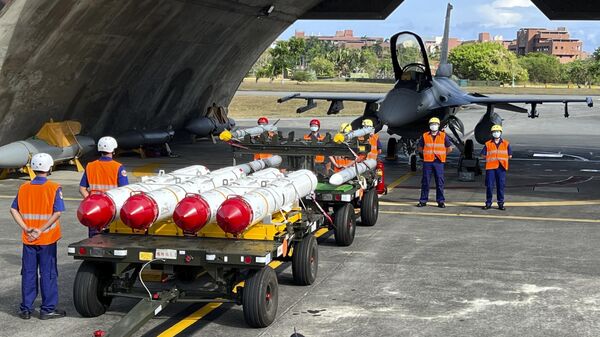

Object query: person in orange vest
[304,119,328,173]
[360,119,381,160]
[10,153,66,320]
[481,125,512,210]
[417,117,453,208]
[329,123,356,172]
[79,136,129,237]
[254,116,274,160]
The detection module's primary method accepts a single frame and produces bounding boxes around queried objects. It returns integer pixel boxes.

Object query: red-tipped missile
[77,193,116,231]
[216,197,254,234]
[173,195,210,233]
[119,194,158,230]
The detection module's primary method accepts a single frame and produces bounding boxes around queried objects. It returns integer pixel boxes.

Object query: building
[294,30,385,49]
[515,27,583,63]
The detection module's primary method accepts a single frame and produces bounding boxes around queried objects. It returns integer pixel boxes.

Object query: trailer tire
[243,267,278,328]
[292,234,318,285]
[73,261,113,317]
[333,204,356,246]
[360,188,379,226]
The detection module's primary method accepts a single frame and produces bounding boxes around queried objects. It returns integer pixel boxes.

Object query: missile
[216,170,318,235]
[0,137,95,169]
[185,116,236,137]
[77,165,210,230]
[329,159,377,185]
[173,168,284,233]
[115,129,175,149]
[333,126,375,144]
[119,157,282,230]
[219,125,277,142]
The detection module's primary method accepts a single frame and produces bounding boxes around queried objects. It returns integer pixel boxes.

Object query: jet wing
[466,94,594,118]
[277,92,385,114]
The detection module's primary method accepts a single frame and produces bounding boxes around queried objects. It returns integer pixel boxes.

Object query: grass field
[229,78,600,118]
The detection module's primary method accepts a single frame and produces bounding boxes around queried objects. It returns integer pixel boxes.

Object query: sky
[279,0,599,52]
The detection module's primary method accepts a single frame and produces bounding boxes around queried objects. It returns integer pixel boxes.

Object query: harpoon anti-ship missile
[216,170,318,235]
[219,124,277,142]
[173,168,284,233]
[77,165,210,230]
[119,156,282,230]
[329,159,377,185]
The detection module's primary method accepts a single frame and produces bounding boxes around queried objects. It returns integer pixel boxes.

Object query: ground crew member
[254,116,274,160]
[417,117,453,208]
[481,125,512,210]
[79,136,128,237]
[360,119,381,160]
[10,153,66,320]
[304,119,328,173]
[329,123,356,172]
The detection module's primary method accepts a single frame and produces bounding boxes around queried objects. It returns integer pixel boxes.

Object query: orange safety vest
[422,131,448,163]
[367,134,379,160]
[332,156,354,172]
[253,153,273,160]
[17,181,62,245]
[304,133,325,163]
[86,159,122,191]
[485,139,510,170]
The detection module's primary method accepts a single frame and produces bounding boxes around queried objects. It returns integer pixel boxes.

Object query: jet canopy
[390,31,432,90]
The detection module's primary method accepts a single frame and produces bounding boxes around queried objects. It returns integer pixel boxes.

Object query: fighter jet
[278,4,594,171]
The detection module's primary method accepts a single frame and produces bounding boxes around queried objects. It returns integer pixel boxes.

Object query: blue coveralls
[12,177,65,314]
[418,133,452,203]
[80,156,128,237]
[481,140,512,206]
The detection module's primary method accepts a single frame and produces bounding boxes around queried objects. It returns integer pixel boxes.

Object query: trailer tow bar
[99,288,180,337]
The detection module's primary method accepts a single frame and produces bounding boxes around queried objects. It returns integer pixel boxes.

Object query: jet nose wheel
[386,138,398,161]
[409,154,417,172]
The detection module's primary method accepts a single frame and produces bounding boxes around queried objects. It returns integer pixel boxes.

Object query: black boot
[40,309,66,320]
[437,202,446,208]
[498,203,506,211]
[416,202,427,207]
[18,310,31,320]
[482,204,491,210]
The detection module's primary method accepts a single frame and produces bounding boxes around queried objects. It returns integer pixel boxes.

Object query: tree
[565,59,595,87]
[592,47,600,62]
[518,53,561,83]
[310,56,336,78]
[449,42,528,82]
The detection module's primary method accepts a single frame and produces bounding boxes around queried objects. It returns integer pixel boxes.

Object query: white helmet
[30,153,54,172]
[97,136,118,153]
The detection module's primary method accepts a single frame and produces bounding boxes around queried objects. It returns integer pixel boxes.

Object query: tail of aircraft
[436,3,453,77]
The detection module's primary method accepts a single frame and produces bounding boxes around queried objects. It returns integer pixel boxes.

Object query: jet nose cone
[216,197,253,234]
[77,194,116,230]
[120,194,158,230]
[173,195,211,233]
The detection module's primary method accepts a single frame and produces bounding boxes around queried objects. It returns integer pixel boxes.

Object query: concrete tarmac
[0,103,599,337]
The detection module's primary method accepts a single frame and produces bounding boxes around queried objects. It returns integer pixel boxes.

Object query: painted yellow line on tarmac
[380,210,600,224]
[387,172,415,192]
[133,163,161,177]
[314,228,330,238]
[157,302,223,337]
[380,200,600,207]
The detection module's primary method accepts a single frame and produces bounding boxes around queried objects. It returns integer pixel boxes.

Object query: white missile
[173,168,284,233]
[120,157,282,230]
[0,137,96,168]
[216,170,318,234]
[333,126,375,144]
[219,124,277,142]
[77,165,210,230]
[329,159,377,185]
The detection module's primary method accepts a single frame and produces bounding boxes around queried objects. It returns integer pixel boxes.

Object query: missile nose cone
[120,194,158,230]
[173,195,210,233]
[216,197,253,234]
[77,193,116,230]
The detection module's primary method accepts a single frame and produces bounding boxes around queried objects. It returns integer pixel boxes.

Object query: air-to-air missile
[216,169,318,235]
[219,124,278,142]
[0,120,95,178]
[333,126,375,144]
[329,159,377,185]
[117,156,282,230]
[173,168,284,233]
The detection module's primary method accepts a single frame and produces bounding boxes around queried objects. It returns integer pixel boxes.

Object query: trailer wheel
[73,261,113,317]
[360,188,379,227]
[333,204,356,246]
[243,267,278,328]
[292,234,318,285]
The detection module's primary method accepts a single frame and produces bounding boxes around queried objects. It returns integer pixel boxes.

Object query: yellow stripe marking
[387,172,415,192]
[380,200,600,207]
[157,302,223,337]
[380,210,600,224]
[269,260,283,269]
[133,163,161,177]
[314,228,329,238]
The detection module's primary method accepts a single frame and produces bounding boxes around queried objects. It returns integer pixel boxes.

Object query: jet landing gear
[386,138,418,172]
[409,153,417,172]
[457,139,482,181]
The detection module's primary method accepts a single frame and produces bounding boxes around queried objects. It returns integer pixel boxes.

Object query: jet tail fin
[436,3,453,77]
